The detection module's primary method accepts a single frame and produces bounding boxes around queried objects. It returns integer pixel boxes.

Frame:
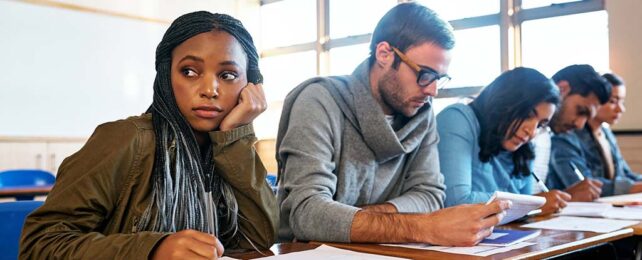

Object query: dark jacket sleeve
[209,124,278,250]
[549,132,626,196]
[19,120,168,260]
[548,133,589,190]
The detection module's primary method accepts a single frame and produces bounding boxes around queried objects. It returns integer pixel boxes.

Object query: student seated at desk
[546,65,612,201]
[548,73,642,196]
[20,11,278,259]
[437,68,570,214]
[277,2,510,248]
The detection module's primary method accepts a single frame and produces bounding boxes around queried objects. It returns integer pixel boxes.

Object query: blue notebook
[478,229,541,246]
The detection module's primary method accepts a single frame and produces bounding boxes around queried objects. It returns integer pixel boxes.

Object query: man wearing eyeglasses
[544,65,612,201]
[276,2,510,246]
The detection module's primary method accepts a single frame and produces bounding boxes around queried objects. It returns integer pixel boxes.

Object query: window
[521,11,609,77]
[260,50,317,102]
[257,0,608,138]
[329,43,369,76]
[329,0,396,39]
[416,0,498,21]
[260,0,316,49]
[448,25,501,88]
[521,0,582,9]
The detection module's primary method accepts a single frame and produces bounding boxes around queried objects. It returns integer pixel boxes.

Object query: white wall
[606,0,642,131]
[0,0,257,138]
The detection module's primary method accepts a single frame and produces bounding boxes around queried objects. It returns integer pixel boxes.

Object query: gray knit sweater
[276,60,445,243]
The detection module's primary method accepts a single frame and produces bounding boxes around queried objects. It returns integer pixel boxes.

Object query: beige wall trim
[0,136,87,143]
[12,0,170,24]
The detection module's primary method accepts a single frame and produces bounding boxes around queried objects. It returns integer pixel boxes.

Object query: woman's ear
[557,80,571,98]
[374,41,394,69]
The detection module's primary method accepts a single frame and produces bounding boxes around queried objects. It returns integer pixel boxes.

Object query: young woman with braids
[436,67,571,215]
[20,11,277,259]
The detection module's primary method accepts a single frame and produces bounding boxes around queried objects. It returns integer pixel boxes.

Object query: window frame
[259,0,605,98]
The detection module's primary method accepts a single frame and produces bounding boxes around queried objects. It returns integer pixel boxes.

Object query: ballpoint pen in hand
[569,161,586,182]
[531,172,550,193]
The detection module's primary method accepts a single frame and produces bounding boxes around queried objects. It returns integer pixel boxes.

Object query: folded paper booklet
[478,229,541,246]
[486,191,546,225]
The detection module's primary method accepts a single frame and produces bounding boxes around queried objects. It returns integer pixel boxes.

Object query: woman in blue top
[437,67,570,214]
[548,73,642,196]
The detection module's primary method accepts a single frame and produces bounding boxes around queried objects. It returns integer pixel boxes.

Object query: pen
[527,209,542,216]
[569,162,586,182]
[531,172,550,192]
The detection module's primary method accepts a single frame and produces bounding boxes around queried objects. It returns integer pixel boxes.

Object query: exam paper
[558,202,613,217]
[257,245,408,259]
[382,242,534,257]
[597,193,642,204]
[521,216,638,233]
[558,202,642,220]
[603,207,642,220]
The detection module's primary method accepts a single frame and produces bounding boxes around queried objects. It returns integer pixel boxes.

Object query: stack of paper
[558,202,642,220]
[521,216,638,233]
[597,193,642,206]
[382,242,534,257]
[486,191,546,225]
[258,245,408,259]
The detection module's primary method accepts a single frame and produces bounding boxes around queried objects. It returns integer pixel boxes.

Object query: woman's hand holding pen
[566,179,603,202]
[536,190,571,214]
[219,83,267,131]
[151,230,224,260]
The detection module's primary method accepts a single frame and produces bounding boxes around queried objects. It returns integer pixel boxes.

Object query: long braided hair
[137,11,262,247]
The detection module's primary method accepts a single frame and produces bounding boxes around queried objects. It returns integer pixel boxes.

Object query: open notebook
[486,191,546,225]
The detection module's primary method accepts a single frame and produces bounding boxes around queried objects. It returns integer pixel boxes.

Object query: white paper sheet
[603,207,642,220]
[257,245,408,259]
[521,216,639,233]
[487,191,546,225]
[558,202,642,220]
[597,193,642,204]
[382,242,534,257]
[558,202,614,217]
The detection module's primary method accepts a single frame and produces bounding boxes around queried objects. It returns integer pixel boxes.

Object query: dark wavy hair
[552,64,611,104]
[470,67,560,177]
[603,72,624,87]
[368,2,455,69]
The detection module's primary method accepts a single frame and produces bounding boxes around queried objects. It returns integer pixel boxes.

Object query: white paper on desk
[382,242,533,257]
[558,202,613,217]
[558,202,642,220]
[522,216,639,233]
[487,191,546,225]
[257,245,408,259]
[597,192,642,203]
[603,207,642,220]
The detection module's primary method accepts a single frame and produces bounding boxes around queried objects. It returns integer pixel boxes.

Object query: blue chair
[0,169,56,200]
[0,200,43,260]
[266,175,277,194]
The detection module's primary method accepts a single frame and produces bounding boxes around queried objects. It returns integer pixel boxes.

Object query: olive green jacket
[19,114,278,259]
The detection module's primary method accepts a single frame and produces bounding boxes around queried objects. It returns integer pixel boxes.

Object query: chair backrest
[0,200,43,260]
[0,169,55,188]
[255,139,277,174]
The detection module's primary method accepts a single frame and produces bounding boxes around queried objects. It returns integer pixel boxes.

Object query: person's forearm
[361,203,398,213]
[350,211,424,243]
